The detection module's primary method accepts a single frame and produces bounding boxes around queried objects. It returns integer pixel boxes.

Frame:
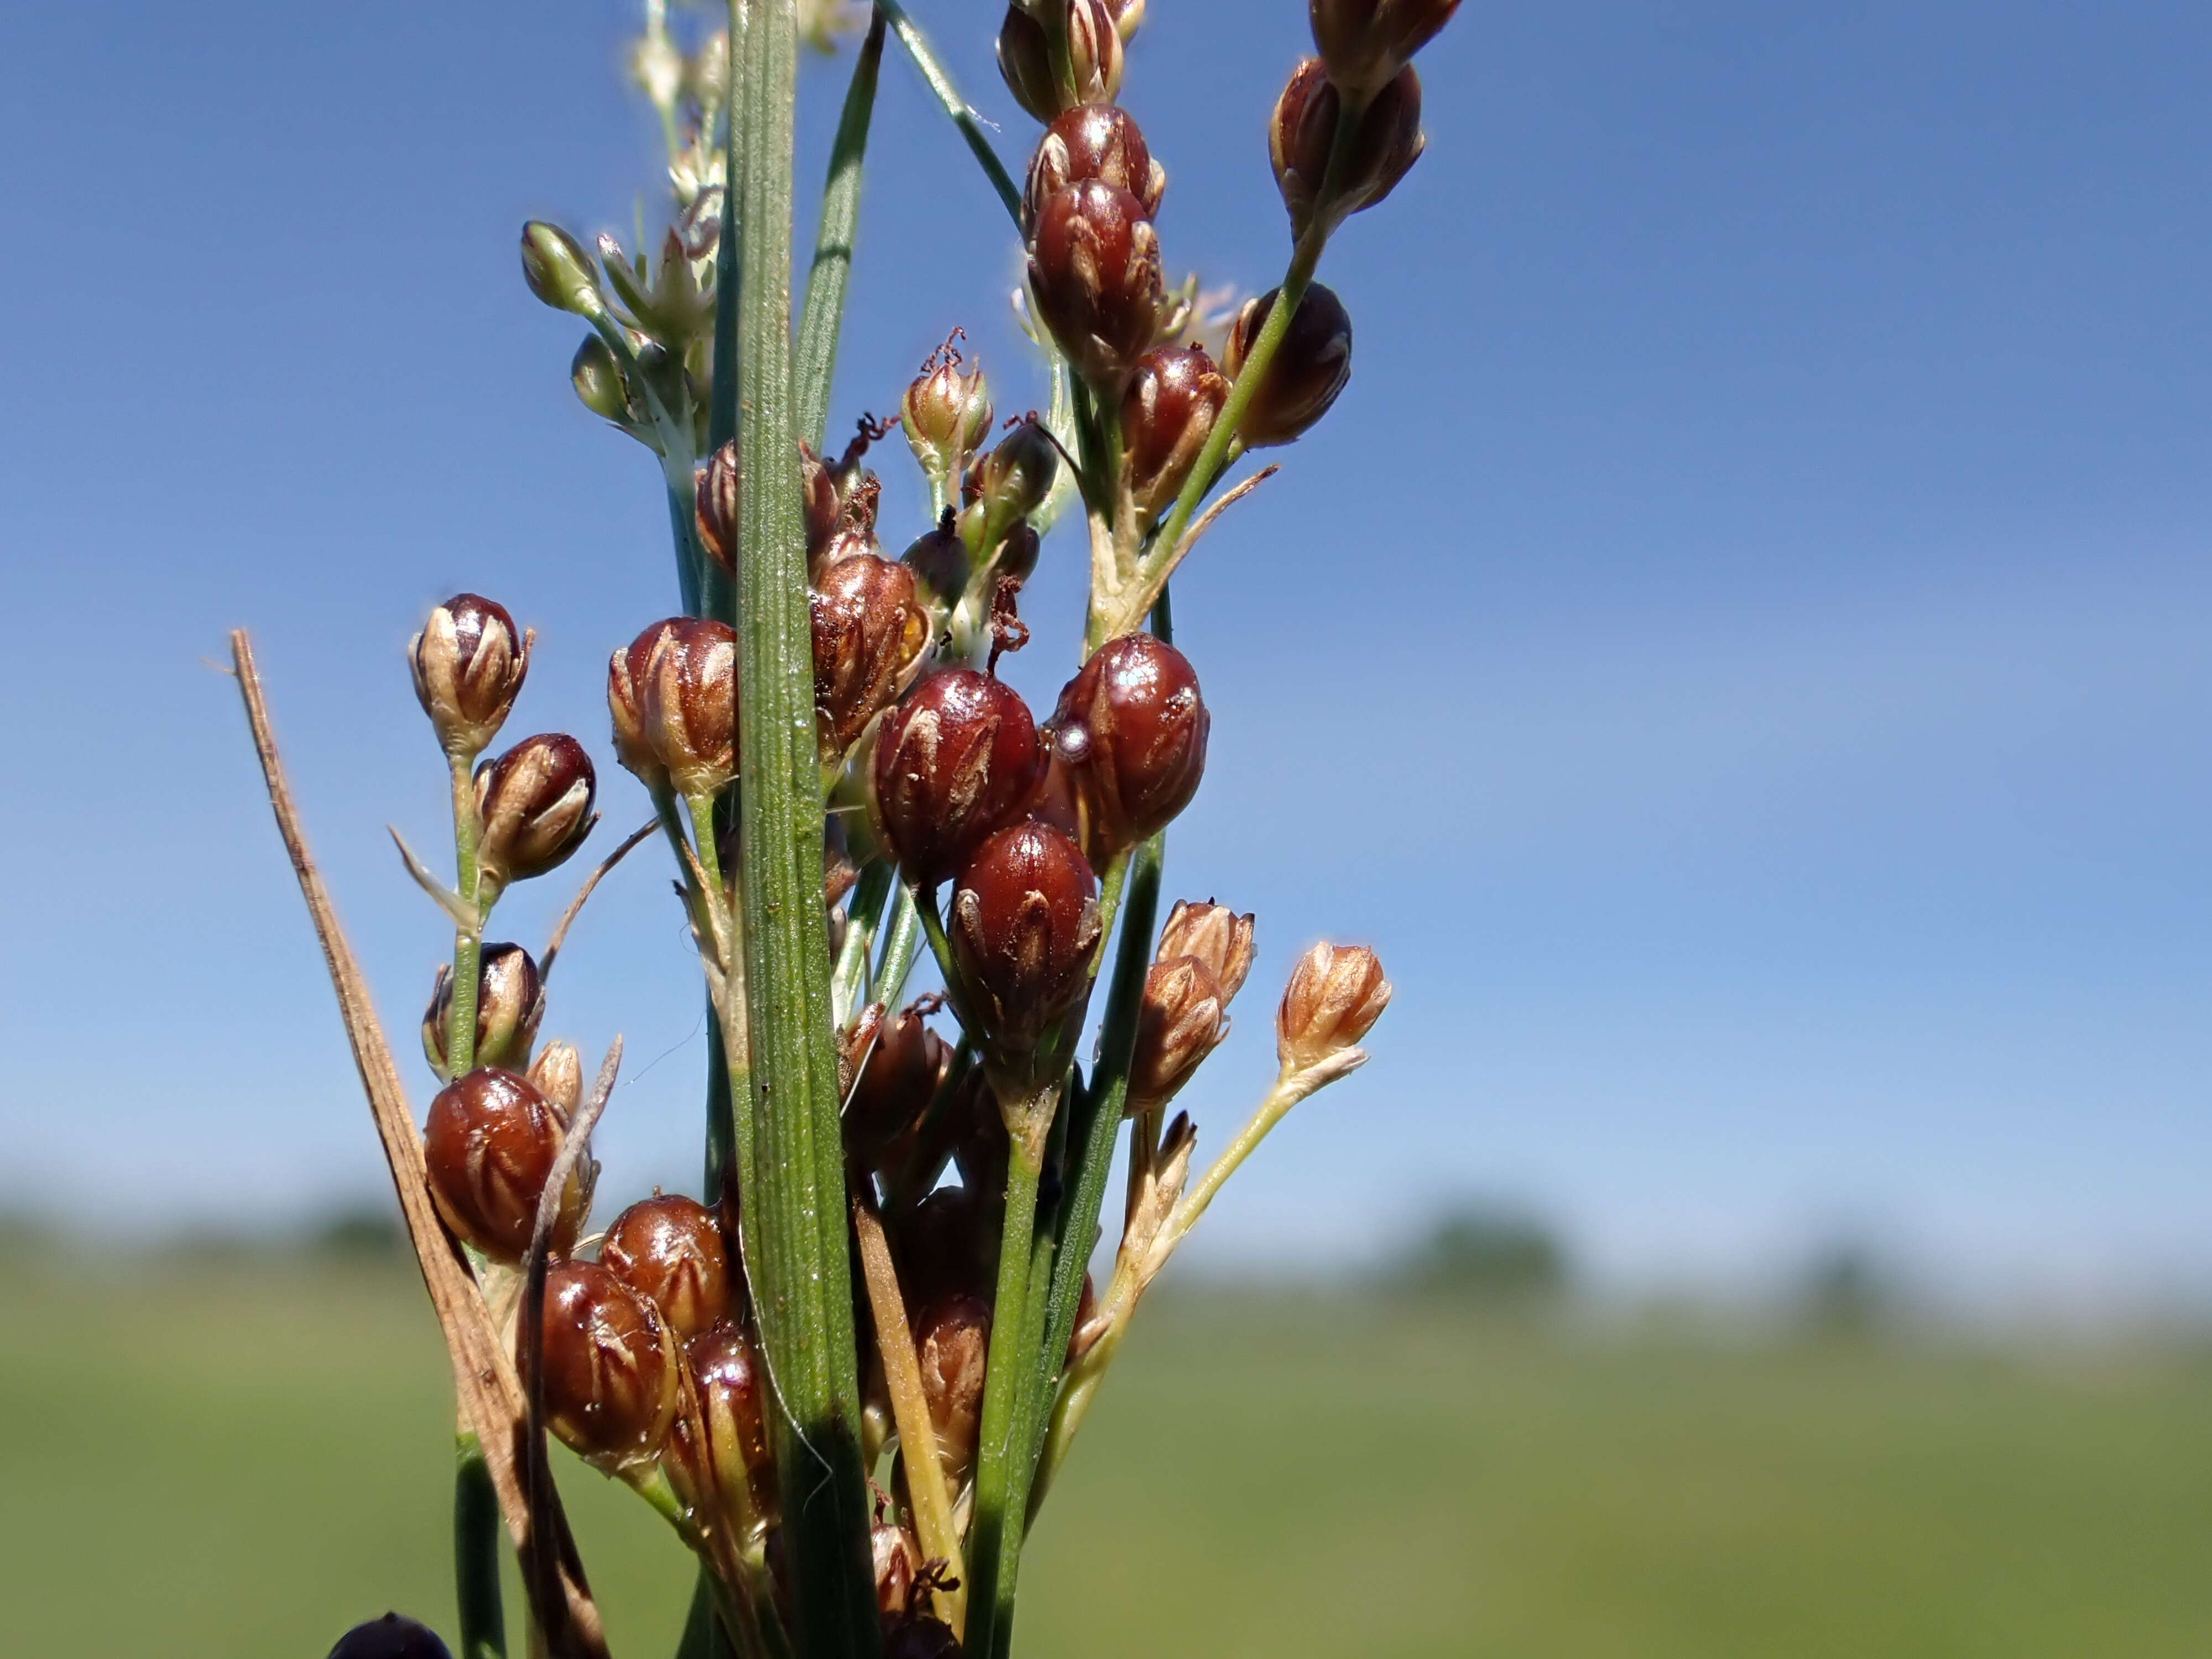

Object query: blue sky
[2,1,2205,1305]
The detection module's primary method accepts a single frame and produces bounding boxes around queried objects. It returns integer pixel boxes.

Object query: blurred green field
[4,1263,2210,1657]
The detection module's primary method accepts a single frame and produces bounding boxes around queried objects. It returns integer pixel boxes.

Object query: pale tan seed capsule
[1276,942,1391,1071]
[1128,955,1230,1115]
[1154,900,1256,1001]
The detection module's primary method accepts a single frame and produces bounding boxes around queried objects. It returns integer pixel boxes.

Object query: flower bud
[883,1618,962,1659]
[422,942,545,1076]
[694,440,742,573]
[949,820,1102,1072]
[870,670,1046,888]
[601,1194,730,1343]
[1223,283,1354,448]
[612,618,738,800]
[912,1292,990,1485]
[528,1040,584,1117]
[801,444,848,567]
[1024,103,1165,234]
[1310,0,1460,101]
[1272,59,1424,241]
[1120,345,1229,523]
[520,221,602,315]
[903,346,994,493]
[1026,181,1167,388]
[1276,941,1391,1070]
[423,1068,589,1265]
[844,1001,953,1167]
[473,735,598,896]
[410,594,530,760]
[813,556,930,758]
[571,333,633,425]
[975,419,1061,535]
[1045,634,1210,863]
[997,0,1123,124]
[1155,900,1256,1000]
[680,1318,776,1527]
[326,1614,453,1659]
[900,519,971,625]
[992,521,1042,587]
[1128,956,1229,1115]
[539,1261,680,1472]
[873,1520,922,1623]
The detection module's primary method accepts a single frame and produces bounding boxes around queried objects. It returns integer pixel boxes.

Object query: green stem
[962,1092,1055,1659]
[874,0,1025,226]
[445,755,484,1078]
[795,10,886,452]
[452,1432,506,1659]
[729,2,876,1652]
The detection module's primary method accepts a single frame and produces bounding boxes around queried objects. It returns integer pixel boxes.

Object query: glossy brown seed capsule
[1223,282,1354,448]
[1026,180,1166,388]
[1272,59,1424,241]
[997,0,1123,124]
[693,440,742,572]
[411,593,530,760]
[1046,633,1210,863]
[813,555,930,759]
[898,1184,991,1310]
[912,1292,990,1485]
[1277,941,1392,1070]
[870,670,1046,888]
[473,734,598,895]
[422,941,545,1076]
[609,618,738,800]
[883,1617,963,1659]
[1310,0,1461,100]
[539,1261,680,1471]
[844,1001,953,1167]
[948,820,1102,1068]
[1120,345,1230,523]
[601,1194,730,1343]
[800,443,848,568]
[1024,103,1164,233]
[326,1614,453,1659]
[903,349,994,491]
[1155,899,1256,1000]
[677,1318,778,1528]
[423,1068,587,1265]
[1128,956,1230,1115]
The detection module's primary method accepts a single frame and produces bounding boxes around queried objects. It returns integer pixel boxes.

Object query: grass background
[5,1262,2209,1657]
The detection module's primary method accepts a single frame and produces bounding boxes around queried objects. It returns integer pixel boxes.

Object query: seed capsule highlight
[422,1067,591,1265]
[410,594,530,761]
[539,1261,681,1472]
[997,0,1123,124]
[1277,941,1392,1070]
[473,734,598,897]
[1045,633,1211,863]
[601,1194,731,1343]
[1272,59,1425,241]
[1026,180,1167,389]
[1224,283,1354,448]
[870,670,1046,888]
[422,941,545,1076]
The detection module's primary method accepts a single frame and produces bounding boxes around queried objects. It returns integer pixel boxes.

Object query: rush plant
[241,4,1453,1657]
